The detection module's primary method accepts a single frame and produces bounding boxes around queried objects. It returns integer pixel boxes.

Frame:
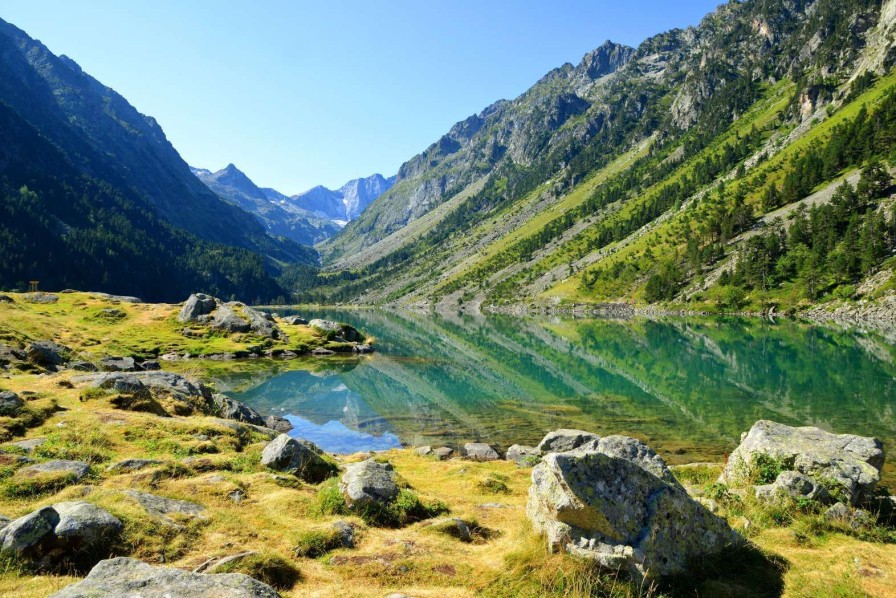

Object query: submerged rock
[339,459,399,509]
[260,434,334,482]
[527,436,741,579]
[536,429,600,454]
[50,557,279,598]
[720,420,885,505]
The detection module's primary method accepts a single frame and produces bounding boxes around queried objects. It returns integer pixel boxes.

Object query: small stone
[106,459,163,473]
[415,446,433,456]
[332,520,356,548]
[433,447,454,460]
[427,518,472,542]
[7,437,47,453]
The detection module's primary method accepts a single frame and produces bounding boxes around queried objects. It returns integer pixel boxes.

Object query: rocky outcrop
[308,319,364,342]
[527,436,740,579]
[177,294,283,340]
[463,443,499,461]
[49,557,280,598]
[264,415,293,433]
[27,341,70,367]
[720,420,885,505]
[339,459,399,509]
[536,429,600,454]
[260,434,335,482]
[0,502,122,570]
[211,393,266,427]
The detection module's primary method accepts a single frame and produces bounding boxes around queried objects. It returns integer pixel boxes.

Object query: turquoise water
[220,310,896,483]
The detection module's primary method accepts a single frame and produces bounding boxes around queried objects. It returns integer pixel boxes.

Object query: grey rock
[68,361,97,372]
[99,356,139,372]
[0,344,26,366]
[527,437,741,579]
[0,515,9,530]
[140,360,161,371]
[433,447,454,460]
[211,303,251,333]
[353,344,374,354]
[25,292,59,304]
[754,470,829,504]
[415,446,433,456]
[332,520,356,548]
[96,308,126,320]
[824,502,872,528]
[242,305,283,339]
[340,459,399,508]
[27,341,70,366]
[282,315,307,325]
[720,420,885,505]
[0,294,13,303]
[506,444,540,466]
[7,437,46,452]
[106,459,163,473]
[50,557,279,598]
[0,391,24,416]
[88,293,142,304]
[536,429,600,454]
[263,415,293,433]
[309,319,363,342]
[227,489,244,504]
[0,502,121,568]
[260,434,334,482]
[125,490,205,520]
[591,435,678,484]
[178,293,218,322]
[212,393,266,426]
[312,348,336,356]
[19,460,90,481]
[463,443,499,462]
[427,517,472,542]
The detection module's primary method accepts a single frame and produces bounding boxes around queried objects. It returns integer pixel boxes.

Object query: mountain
[0,17,315,302]
[305,0,896,314]
[192,164,341,245]
[291,174,396,223]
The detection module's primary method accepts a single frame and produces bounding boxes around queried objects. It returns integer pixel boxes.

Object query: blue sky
[2,1,720,193]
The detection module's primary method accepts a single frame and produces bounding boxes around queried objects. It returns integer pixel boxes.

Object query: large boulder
[260,434,334,482]
[0,391,24,416]
[720,420,885,505]
[27,341,70,367]
[339,459,399,509]
[211,303,252,333]
[527,436,741,579]
[308,319,363,342]
[49,557,279,598]
[463,443,499,462]
[536,429,600,454]
[178,293,218,322]
[0,502,122,570]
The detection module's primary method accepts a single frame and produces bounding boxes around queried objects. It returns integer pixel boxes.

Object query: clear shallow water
[220,310,896,485]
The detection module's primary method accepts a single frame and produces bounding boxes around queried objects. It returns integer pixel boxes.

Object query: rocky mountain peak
[577,40,634,80]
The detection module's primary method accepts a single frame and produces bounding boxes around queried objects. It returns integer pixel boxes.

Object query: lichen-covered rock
[211,303,252,333]
[720,420,885,505]
[415,445,433,456]
[527,437,741,579]
[591,435,678,485]
[0,391,24,416]
[260,434,334,482]
[49,557,279,598]
[19,460,90,481]
[282,315,307,325]
[125,490,205,522]
[506,444,540,466]
[754,470,829,504]
[264,415,293,433]
[463,443,499,461]
[0,502,122,570]
[536,429,600,454]
[178,293,218,322]
[339,459,399,509]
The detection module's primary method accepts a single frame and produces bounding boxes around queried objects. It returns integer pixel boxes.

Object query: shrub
[293,527,345,558]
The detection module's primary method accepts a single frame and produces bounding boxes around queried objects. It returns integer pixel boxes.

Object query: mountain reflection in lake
[218,310,896,484]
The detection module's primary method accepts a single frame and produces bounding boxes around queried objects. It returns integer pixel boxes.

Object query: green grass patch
[314,478,448,528]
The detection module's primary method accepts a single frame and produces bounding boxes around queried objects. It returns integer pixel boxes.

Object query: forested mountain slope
[304,0,896,313]
[0,18,316,301]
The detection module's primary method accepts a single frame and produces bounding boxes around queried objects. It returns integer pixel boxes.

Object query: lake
[214,310,896,485]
